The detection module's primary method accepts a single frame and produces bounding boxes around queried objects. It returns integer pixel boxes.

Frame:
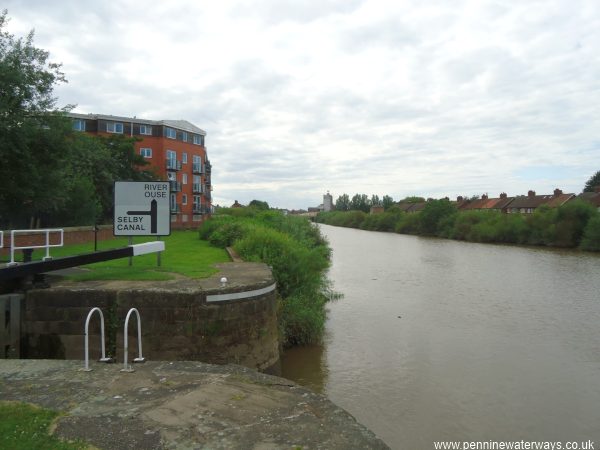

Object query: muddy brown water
[281,224,600,449]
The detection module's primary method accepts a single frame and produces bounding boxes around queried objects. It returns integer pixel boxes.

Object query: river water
[281,224,600,449]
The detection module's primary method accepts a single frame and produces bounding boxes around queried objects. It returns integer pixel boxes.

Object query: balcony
[192,205,202,214]
[170,203,180,214]
[192,163,203,174]
[169,181,182,192]
[205,161,211,173]
[166,159,182,171]
[192,183,203,194]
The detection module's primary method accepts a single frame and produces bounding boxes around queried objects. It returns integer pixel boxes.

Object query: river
[281,224,600,449]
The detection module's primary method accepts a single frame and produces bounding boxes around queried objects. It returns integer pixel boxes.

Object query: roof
[578,192,600,207]
[67,113,206,135]
[461,196,514,211]
[509,193,574,209]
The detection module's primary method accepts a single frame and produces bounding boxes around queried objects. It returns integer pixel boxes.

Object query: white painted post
[121,308,145,372]
[82,307,111,371]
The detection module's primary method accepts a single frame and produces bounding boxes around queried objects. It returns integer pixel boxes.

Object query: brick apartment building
[68,113,212,228]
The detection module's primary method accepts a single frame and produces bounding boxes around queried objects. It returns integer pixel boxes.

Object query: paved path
[0,360,390,450]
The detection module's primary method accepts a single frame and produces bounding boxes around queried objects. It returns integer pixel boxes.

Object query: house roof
[509,193,574,209]
[578,192,600,207]
[67,113,206,135]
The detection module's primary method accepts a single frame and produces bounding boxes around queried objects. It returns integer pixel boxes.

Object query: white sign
[114,181,171,236]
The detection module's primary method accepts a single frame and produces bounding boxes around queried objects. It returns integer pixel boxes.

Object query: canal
[281,224,600,449]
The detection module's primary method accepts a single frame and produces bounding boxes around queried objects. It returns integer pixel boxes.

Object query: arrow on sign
[127,199,158,234]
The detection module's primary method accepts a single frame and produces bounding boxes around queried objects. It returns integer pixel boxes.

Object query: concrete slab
[0,360,390,450]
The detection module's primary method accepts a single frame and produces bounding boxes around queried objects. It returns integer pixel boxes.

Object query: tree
[249,199,270,210]
[583,170,600,193]
[382,195,395,210]
[420,199,457,235]
[350,193,370,213]
[370,194,381,207]
[335,194,350,211]
[0,11,72,227]
[401,196,425,203]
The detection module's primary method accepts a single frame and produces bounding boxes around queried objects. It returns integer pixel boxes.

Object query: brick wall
[0,225,114,258]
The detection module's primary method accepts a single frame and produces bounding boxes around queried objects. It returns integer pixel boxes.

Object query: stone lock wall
[22,262,280,372]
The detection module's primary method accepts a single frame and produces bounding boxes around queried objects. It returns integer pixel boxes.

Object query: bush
[580,215,600,251]
[200,209,334,346]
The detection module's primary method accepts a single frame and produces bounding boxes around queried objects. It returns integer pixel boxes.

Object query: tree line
[0,11,156,229]
[317,197,600,252]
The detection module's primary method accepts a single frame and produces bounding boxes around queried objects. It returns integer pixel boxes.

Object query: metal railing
[166,159,182,171]
[7,229,64,266]
[192,163,203,174]
[121,308,145,372]
[192,183,203,194]
[169,180,182,192]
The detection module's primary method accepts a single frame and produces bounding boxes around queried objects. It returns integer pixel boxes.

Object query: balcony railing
[205,161,211,173]
[192,163,203,174]
[192,183,203,194]
[166,159,182,171]
[169,181,181,192]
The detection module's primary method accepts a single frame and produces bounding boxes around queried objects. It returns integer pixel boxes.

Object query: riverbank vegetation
[199,207,335,347]
[316,199,600,251]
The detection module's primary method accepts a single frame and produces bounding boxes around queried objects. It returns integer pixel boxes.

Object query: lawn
[2,230,230,281]
[0,401,87,450]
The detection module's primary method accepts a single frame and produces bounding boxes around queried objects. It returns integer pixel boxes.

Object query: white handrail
[121,308,145,372]
[82,307,112,371]
[8,228,64,266]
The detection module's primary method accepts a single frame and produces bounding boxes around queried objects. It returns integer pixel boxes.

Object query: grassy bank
[199,208,336,347]
[316,199,600,251]
[2,230,230,281]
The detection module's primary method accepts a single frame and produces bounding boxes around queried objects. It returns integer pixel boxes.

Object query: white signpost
[114,182,171,236]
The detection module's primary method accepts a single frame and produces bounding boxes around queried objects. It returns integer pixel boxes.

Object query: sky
[4,0,600,209]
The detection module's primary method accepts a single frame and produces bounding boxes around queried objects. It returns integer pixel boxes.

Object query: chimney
[553,188,562,197]
[528,190,536,197]
[457,196,464,202]
[482,193,488,200]
[500,192,507,199]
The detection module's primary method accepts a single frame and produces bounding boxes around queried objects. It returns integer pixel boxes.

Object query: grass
[0,401,88,449]
[2,230,230,281]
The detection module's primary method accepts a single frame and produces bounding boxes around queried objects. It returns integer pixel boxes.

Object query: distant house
[506,189,574,214]
[370,206,385,215]
[460,193,514,213]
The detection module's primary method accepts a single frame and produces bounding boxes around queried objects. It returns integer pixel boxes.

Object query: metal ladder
[82,307,145,372]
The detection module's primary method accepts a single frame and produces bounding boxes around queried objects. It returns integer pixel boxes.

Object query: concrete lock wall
[22,262,280,372]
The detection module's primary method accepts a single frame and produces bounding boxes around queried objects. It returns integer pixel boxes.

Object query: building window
[166,127,176,139]
[73,119,85,131]
[182,173,188,184]
[140,148,152,158]
[182,194,188,205]
[140,125,152,135]
[182,131,188,142]
[193,135,203,145]
[107,122,123,133]
[167,171,176,181]
[182,214,189,222]
[182,152,188,164]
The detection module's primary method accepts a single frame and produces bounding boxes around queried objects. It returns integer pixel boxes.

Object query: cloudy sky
[5,0,600,209]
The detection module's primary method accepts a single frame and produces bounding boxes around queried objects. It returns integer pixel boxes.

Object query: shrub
[200,209,334,346]
[580,215,600,251]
